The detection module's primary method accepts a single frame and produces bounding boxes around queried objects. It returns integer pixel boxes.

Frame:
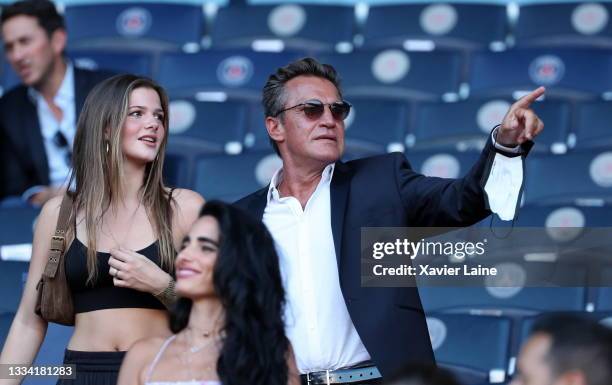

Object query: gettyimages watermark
[361,227,612,287]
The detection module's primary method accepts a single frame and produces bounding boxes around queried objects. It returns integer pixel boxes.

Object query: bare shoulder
[171,188,205,213]
[119,336,170,385]
[38,195,63,224]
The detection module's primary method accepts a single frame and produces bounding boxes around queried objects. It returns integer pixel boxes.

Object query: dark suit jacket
[235,137,531,376]
[0,67,113,199]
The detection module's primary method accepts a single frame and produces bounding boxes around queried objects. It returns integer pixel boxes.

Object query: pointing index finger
[515,86,546,109]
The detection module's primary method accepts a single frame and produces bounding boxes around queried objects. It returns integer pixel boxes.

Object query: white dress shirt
[263,164,371,373]
[22,63,75,199]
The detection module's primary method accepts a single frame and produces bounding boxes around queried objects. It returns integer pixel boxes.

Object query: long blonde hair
[69,74,174,285]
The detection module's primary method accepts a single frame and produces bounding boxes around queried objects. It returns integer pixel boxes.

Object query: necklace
[176,329,220,381]
[101,200,142,248]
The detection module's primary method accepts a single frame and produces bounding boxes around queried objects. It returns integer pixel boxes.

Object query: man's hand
[28,186,66,206]
[497,87,546,147]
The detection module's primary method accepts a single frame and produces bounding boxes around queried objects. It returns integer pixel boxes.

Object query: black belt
[300,366,382,385]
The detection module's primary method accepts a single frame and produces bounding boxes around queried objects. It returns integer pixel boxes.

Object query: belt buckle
[306,370,332,385]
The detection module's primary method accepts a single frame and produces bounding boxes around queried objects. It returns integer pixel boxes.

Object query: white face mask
[483,152,524,221]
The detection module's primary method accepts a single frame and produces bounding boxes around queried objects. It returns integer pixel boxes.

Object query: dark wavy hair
[170,200,289,385]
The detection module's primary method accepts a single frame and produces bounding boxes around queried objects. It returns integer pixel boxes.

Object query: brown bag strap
[43,194,74,279]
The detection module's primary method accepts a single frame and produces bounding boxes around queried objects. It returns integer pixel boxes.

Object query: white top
[145,335,221,385]
[263,164,370,373]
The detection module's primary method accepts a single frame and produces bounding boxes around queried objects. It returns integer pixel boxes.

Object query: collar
[28,60,74,105]
[267,163,336,204]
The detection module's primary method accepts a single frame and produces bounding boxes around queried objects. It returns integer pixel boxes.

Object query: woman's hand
[108,247,171,294]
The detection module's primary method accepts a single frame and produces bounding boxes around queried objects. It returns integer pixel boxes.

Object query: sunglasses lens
[303,103,325,119]
[331,102,351,120]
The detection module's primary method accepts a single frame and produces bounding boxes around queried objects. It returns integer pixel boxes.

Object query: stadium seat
[594,266,612,311]
[0,312,14,347]
[244,103,272,152]
[70,50,154,78]
[514,204,612,227]
[515,2,612,48]
[64,2,205,52]
[0,261,28,313]
[411,98,570,153]
[167,98,249,154]
[318,50,463,101]
[212,3,355,53]
[363,3,508,51]
[426,313,512,384]
[343,97,410,154]
[572,101,612,149]
[420,286,587,315]
[0,206,40,249]
[158,50,302,100]
[163,152,191,190]
[194,151,281,202]
[523,151,612,205]
[468,48,612,100]
[402,150,480,178]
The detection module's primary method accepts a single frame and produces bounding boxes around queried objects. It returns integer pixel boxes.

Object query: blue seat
[468,48,612,100]
[194,151,281,202]
[572,101,612,149]
[411,99,570,153]
[0,312,14,347]
[163,152,191,190]
[158,50,301,100]
[0,206,40,248]
[343,97,410,154]
[515,204,612,227]
[64,2,205,51]
[244,103,272,152]
[403,150,480,179]
[318,50,463,101]
[0,261,28,313]
[523,151,612,205]
[594,266,612,311]
[515,2,612,48]
[426,313,512,384]
[363,3,508,51]
[167,98,249,154]
[421,286,587,315]
[69,50,154,78]
[212,4,354,53]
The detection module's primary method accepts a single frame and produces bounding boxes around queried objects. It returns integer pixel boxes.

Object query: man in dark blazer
[235,58,545,382]
[0,0,112,205]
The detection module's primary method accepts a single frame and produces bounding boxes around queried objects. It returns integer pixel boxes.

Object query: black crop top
[64,238,167,313]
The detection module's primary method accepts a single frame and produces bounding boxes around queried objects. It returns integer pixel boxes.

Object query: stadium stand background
[1,0,611,384]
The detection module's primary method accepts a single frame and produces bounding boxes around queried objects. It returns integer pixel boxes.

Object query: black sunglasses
[274,99,352,121]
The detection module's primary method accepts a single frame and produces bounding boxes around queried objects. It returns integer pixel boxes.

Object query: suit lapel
[73,68,87,116]
[22,98,49,184]
[249,188,268,220]
[330,161,351,270]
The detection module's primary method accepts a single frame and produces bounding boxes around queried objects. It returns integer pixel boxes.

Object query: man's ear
[50,28,67,56]
[266,116,285,145]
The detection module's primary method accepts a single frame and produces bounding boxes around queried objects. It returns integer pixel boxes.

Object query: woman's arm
[0,196,63,385]
[106,189,204,305]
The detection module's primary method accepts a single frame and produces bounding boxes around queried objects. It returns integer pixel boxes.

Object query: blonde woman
[0,74,203,385]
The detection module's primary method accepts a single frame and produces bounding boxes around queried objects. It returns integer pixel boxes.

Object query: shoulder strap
[43,193,74,279]
[145,335,177,383]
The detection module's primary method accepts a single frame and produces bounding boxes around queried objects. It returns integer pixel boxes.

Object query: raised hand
[497,87,546,146]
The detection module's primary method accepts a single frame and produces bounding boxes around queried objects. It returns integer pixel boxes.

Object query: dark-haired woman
[0,75,204,385]
[117,201,299,385]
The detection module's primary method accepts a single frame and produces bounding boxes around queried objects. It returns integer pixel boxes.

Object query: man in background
[0,0,112,206]
[512,314,612,385]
